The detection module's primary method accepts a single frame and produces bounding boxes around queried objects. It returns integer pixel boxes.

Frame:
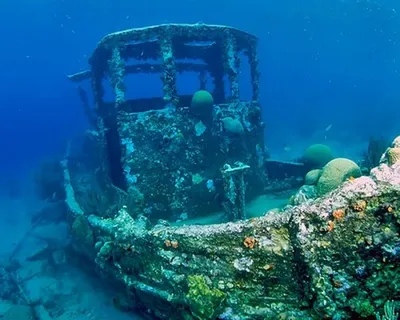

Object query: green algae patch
[186,275,226,320]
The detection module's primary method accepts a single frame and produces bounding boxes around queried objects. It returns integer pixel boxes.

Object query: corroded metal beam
[67,63,209,82]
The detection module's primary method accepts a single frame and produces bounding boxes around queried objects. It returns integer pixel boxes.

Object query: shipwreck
[64,24,400,319]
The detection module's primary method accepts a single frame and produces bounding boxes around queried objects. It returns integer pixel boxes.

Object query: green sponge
[317,158,362,195]
[191,90,214,117]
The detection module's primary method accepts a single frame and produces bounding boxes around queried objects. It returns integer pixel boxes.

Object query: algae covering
[63,24,400,319]
[186,274,226,319]
[61,154,400,319]
[68,23,268,222]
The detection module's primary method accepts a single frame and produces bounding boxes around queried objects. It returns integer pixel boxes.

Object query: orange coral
[171,241,179,249]
[164,239,179,248]
[262,264,275,271]
[164,240,171,247]
[352,200,367,212]
[327,221,335,232]
[243,236,257,249]
[332,209,345,221]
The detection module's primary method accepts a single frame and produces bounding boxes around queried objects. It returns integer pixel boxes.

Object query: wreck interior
[68,23,307,226]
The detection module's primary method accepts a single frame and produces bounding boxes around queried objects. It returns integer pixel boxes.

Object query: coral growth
[304,169,322,185]
[317,158,362,195]
[302,143,333,168]
[186,275,226,320]
[380,135,400,166]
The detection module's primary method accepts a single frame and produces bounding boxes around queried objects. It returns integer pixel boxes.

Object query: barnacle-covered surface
[68,23,271,222]
[291,165,400,319]
[65,24,400,319]
[66,188,302,319]
[63,152,400,319]
[117,100,265,220]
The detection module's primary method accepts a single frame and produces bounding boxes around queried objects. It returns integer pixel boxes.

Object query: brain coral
[379,136,400,166]
[303,144,333,168]
[304,169,322,185]
[386,147,400,166]
[317,158,362,195]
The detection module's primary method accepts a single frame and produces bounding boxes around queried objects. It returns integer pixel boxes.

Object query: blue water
[0,0,399,318]
[1,0,400,180]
